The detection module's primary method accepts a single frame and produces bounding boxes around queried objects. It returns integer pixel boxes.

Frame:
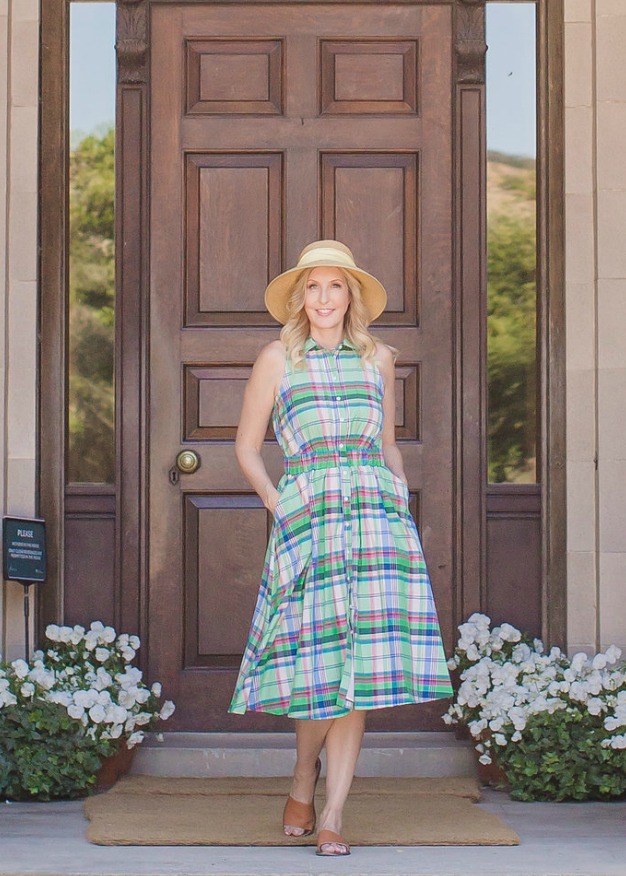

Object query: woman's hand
[266,485,281,514]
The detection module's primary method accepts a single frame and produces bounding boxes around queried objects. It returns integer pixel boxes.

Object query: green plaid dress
[229,335,452,719]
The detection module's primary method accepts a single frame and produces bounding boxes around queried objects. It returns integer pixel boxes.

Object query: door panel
[149,3,453,730]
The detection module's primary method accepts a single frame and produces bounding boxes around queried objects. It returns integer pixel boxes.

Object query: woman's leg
[317,708,366,853]
[284,717,332,835]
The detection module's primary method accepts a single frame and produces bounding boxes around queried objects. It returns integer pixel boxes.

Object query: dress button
[336,396,341,401]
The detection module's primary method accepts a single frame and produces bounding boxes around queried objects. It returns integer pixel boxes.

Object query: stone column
[0,0,40,659]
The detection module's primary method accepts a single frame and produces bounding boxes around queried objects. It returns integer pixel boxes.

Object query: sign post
[2,516,46,661]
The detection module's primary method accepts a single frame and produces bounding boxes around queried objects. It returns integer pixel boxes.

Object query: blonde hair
[279,268,398,367]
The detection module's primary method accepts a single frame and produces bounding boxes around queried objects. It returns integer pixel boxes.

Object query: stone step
[132,732,477,778]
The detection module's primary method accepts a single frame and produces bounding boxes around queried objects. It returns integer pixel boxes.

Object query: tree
[487,207,537,483]
[68,126,115,483]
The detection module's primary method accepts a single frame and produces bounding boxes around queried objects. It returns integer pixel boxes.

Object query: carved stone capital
[116,0,149,84]
[455,0,487,85]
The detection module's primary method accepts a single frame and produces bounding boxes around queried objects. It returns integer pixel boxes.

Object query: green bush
[0,698,105,801]
[496,709,626,802]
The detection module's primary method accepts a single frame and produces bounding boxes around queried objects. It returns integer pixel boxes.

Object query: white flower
[499,623,522,643]
[587,697,605,716]
[57,626,73,643]
[90,621,105,633]
[159,700,176,720]
[493,733,507,747]
[46,690,72,707]
[95,668,113,690]
[127,731,145,748]
[0,689,17,707]
[151,682,162,697]
[70,626,85,645]
[74,689,99,709]
[12,659,29,679]
[95,647,111,663]
[88,704,106,723]
[116,667,143,689]
[68,704,85,720]
[20,682,35,697]
[571,652,588,673]
[46,624,61,641]
[84,631,99,651]
[28,665,55,690]
[120,647,136,662]
[605,645,622,665]
[104,704,128,724]
[129,635,140,650]
[100,626,116,644]
[118,689,137,709]
[478,753,492,765]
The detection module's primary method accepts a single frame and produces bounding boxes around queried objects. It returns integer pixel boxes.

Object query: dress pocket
[376,466,411,521]
[388,470,410,502]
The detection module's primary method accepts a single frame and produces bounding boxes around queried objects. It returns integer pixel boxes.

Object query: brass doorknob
[175,449,201,474]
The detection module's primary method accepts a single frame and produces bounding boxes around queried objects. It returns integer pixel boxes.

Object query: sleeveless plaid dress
[229,335,453,719]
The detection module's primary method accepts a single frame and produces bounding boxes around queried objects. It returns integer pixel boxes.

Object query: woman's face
[303,266,351,333]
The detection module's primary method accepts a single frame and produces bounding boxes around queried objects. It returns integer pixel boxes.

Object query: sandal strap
[316,829,351,855]
[283,795,315,832]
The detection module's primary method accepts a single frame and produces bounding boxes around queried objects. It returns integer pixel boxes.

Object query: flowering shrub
[443,613,626,801]
[0,622,175,800]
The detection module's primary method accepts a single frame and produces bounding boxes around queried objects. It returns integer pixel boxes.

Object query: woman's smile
[304,267,350,339]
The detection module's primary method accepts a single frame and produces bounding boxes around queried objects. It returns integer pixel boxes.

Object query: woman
[229,240,453,856]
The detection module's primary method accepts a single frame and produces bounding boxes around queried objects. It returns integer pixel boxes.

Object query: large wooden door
[148,2,455,730]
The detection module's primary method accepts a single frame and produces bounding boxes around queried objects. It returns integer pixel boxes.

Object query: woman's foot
[316,832,350,856]
[316,812,350,855]
[283,758,322,836]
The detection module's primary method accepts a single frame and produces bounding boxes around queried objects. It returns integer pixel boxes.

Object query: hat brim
[264,263,387,325]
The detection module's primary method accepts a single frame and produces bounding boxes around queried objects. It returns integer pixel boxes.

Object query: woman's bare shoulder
[255,338,286,365]
[373,339,395,370]
[251,339,286,389]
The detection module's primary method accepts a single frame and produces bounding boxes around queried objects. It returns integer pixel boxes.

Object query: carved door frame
[38,0,565,659]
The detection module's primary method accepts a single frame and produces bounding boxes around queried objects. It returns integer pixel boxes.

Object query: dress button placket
[333,350,356,639]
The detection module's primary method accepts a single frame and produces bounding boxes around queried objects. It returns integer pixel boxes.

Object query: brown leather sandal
[316,829,351,856]
[282,758,322,836]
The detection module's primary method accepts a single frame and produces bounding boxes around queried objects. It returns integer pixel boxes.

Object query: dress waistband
[284,446,385,474]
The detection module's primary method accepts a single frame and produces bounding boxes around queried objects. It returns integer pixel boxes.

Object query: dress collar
[304,335,357,353]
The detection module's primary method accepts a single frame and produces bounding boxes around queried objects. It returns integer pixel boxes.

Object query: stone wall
[565,0,626,653]
[0,0,39,659]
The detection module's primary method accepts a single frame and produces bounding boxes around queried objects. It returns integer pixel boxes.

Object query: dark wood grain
[147,2,456,730]
[453,0,487,632]
[39,0,68,633]
[537,0,566,648]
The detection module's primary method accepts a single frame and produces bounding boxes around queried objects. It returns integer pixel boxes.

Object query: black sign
[3,516,46,583]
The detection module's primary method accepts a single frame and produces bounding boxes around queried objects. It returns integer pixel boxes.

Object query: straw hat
[264,240,387,325]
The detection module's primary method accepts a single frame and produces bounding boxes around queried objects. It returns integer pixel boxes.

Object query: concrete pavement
[2,788,626,876]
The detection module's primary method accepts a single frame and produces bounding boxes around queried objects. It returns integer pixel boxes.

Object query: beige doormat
[84,775,519,847]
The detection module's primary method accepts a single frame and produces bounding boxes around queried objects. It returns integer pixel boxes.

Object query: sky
[70,1,537,159]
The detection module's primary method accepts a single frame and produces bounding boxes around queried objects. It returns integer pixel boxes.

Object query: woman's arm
[375,341,408,486]
[235,340,286,511]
